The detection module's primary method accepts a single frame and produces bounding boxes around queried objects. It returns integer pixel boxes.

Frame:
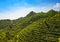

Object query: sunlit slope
[15,11,60,42]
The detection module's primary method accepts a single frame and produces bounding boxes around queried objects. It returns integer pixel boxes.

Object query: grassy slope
[15,13,60,42]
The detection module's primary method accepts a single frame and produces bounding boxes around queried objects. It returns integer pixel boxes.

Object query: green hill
[0,9,60,42]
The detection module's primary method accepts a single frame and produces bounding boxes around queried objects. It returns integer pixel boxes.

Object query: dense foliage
[0,9,60,42]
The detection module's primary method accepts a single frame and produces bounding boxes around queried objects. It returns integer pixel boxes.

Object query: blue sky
[0,0,60,20]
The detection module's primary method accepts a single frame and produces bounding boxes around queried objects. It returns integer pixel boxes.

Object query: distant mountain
[0,9,60,42]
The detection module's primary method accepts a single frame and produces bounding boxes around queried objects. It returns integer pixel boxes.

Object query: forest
[0,9,60,42]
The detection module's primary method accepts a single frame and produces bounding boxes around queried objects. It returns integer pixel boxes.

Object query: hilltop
[0,9,60,42]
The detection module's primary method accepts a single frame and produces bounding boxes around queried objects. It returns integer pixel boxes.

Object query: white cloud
[54,3,60,8]
[0,6,57,20]
[0,7,36,20]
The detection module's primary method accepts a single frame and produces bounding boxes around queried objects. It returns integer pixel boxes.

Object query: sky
[0,0,60,20]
